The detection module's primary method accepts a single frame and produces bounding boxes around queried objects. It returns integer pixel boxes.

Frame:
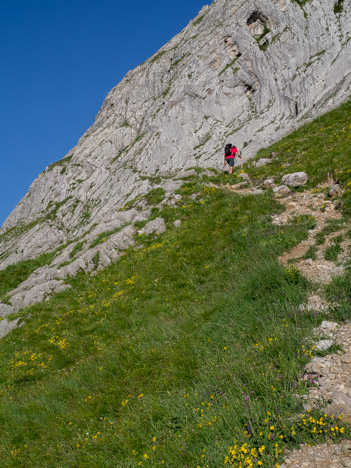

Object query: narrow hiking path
[223,175,351,467]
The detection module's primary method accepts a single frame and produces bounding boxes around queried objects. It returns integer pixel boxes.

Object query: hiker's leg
[228,158,234,174]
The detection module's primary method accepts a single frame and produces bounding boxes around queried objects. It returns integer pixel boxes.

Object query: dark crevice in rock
[295,101,299,116]
[223,36,241,59]
[247,11,268,26]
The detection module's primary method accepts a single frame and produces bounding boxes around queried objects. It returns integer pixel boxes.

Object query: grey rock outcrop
[329,183,341,197]
[0,318,23,339]
[0,304,13,318]
[1,0,351,276]
[282,172,308,188]
[255,158,271,167]
[314,339,334,352]
[138,218,166,236]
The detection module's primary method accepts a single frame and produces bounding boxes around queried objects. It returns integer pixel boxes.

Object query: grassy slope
[0,252,58,303]
[0,99,350,466]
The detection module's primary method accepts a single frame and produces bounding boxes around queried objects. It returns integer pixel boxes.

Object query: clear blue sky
[0,0,209,227]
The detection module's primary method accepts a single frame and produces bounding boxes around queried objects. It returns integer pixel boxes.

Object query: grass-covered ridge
[0,99,351,466]
[245,98,351,212]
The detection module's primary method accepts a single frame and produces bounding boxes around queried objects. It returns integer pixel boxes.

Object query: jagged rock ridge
[1,0,351,272]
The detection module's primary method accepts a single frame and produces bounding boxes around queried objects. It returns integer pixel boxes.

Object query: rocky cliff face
[1,0,351,272]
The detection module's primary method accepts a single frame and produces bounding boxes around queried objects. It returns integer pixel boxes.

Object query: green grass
[47,154,73,171]
[325,235,343,262]
[69,241,85,259]
[149,50,167,64]
[303,245,317,261]
[0,182,348,467]
[325,270,351,322]
[334,0,344,14]
[193,14,205,26]
[315,220,346,245]
[144,187,166,205]
[239,98,351,215]
[219,57,239,76]
[1,100,351,466]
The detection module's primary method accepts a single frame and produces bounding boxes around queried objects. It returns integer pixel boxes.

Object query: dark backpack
[225,143,232,156]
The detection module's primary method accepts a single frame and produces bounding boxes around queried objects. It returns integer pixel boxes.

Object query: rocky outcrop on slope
[0,170,208,329]
[1,0,350,271]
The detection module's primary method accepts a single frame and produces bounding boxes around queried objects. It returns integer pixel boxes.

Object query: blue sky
[0,0,209,227]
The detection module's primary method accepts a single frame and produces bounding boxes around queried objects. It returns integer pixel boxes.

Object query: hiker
[224,143,242,174]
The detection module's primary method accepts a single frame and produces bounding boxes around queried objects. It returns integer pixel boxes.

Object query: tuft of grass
[69,241,85,259]
[193,14,205,25]
[0,220,41,245]
[47,154,73,171]
[324,236,343,262]
[194,133,212,150]
[334,0,344,14]
[219,57,239,76]
[284,264,303,284]
[149,50,167,64]
[303,245,317,260]
[315,220,346,245]
[144,187,166,205]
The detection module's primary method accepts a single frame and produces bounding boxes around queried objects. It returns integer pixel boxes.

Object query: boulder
[138,218,166,236]
[281,172,308,188]
[273,185,290,194]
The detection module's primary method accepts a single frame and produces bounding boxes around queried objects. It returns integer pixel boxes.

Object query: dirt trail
[225,177,351,467]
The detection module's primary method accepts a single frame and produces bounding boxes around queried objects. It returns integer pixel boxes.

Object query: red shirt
[225,146,238,159]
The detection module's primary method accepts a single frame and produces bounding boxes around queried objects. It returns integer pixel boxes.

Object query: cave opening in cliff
[247,11,268,27]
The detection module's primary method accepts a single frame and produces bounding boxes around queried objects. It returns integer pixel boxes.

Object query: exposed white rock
[250,188,264,195]
[0,318,23,339]
[0,304,13,318]
[329,184,341,197]
[263,178,275,186]
[282,172,308,188]
[9,280,70,312]
[315,340,334,352]
[138,218,166,236]
[273,185,290,194]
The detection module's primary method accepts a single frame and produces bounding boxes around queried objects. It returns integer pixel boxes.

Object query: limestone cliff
[1,0,351,272]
